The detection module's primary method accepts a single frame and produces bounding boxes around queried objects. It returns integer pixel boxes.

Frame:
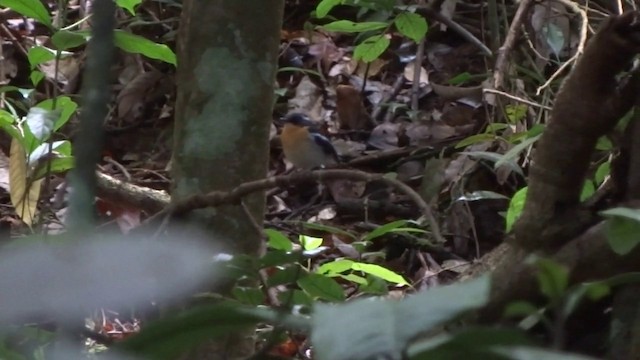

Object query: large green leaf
[118,304,300,359]
[312,276,490,360]
[354,34,390,62]
[364,220,408,241]
[27,46,56,69]
[321,20,388,33]
[602,207,640,255]
[409,328,533,359]
[0,0,51,28]
[36,96,78,131]
[316,0,341,17]
[51,30,87,50]
[264,228,293,251]
[114,30,177,66]
[505,187,527,232]
[298,273,345,301]
[116,0,142,15]
[394,12,427,43]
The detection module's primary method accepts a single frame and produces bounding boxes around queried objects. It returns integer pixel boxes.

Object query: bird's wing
[310,132,339,162]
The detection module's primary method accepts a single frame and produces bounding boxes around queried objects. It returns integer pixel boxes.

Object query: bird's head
[280,112,315,128]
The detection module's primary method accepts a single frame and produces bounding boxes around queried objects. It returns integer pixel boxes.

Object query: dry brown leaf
[9,139,41,226]
[117,70,163,120]
[336,84,372,130]
[403,60,430,86]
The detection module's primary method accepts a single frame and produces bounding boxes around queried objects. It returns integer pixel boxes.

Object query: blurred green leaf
[300,234,323,251]
[506,187,527,232]
[364,220,408,241]
[51,30,87,50]
[602,208,640,254]
[265,229,292,251]
[36,96,78,131]
[321,20,388,33]
[312,276,490,360]
[354,34,390,62]
[316,0,341,18]
[394,12,427,43]
[298,273,345,301]
[594,161,610,185]
[116,0,142,15]
[532,258,569,302]
[0,0,51,28]
[351,263,408,286]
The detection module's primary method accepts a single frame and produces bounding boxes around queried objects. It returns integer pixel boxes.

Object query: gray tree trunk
[172,1,284,358]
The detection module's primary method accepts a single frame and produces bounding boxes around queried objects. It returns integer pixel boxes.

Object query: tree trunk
[172,1,284,358]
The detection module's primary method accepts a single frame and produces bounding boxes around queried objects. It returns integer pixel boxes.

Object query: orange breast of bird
[281,123,325,169]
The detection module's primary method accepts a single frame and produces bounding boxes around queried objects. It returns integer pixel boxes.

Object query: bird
[279,112,339,169]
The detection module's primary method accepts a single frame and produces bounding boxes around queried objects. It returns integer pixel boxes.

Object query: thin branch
[536,0,588,95]
[145,169,444,244]
[483,88,552,110]
[492,0,535,89]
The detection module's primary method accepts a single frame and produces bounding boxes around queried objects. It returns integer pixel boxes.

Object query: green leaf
[298,273,345,301]
[463,151,523,176]
[51,30,87,50]
[354,35,390,62]
[114,30,177,66]
[300,234,323,251]
[321,20,388,33]
[259,250,301,268]
[0,0,51,28]
[563,282,610,318]
[492,346,599,360]
[32,156,74,180]
[301,222,357,240]
[505,187,527,232]
[27,47,56,69]
[268,267,303,287]
[232,287,264,306]
[340,273,367,285]
[532,258,569,301]
[351,262,408,286]
[117,304,285,359]
[447,72,473,85]
[364,220,408,241]
[36,96,78,131]
[25,107,56,142]
[316,0,341,18]
[409,328,533,359]
[455,133,497,149]
[0,110,20,142]
[580,180,595,202]
[594,161,610,185]
[278,289,313,307]
[28,140,69,165]
[317,259,354,275]
[495,135,539,169]
[312,276,490,360]
[505,104,528,124]
[360,274,388,295]
[503,301,539,318]
[602,208,640,255]
[264,229,292,251]
[116,0,142,15]
[30,71,44,87]
[394,12,427,43]
[595,135,612,151]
